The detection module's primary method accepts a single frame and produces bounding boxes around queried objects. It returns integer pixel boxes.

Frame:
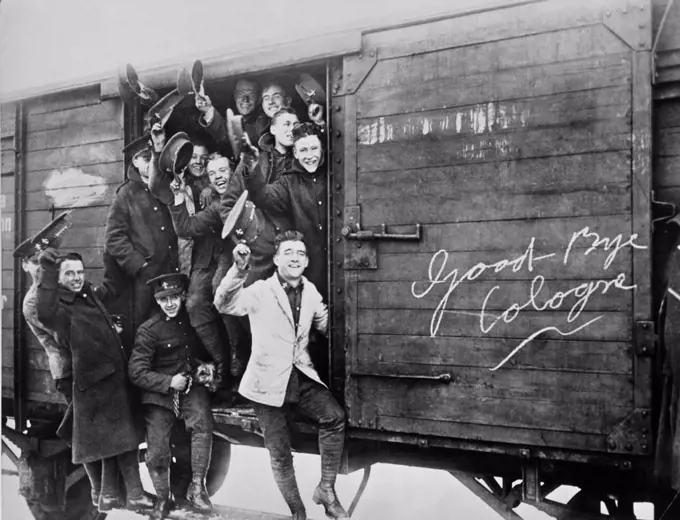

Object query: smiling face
[132,149,153,184]
[273,239,309,282]
[261,84,290,119]
[155,293,184,318]
[270,112,299,148]
[188,144,209,178]
[207,156,232,195]
[59,259,85,293]
[293,134,323,173]
[234,80,259,116]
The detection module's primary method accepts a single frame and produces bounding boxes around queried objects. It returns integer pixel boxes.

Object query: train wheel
[25,474,106,520]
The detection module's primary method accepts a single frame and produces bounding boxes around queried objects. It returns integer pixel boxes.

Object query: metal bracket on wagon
[337,48,378,96]
[341,205,422,270]
[606,408,653,455]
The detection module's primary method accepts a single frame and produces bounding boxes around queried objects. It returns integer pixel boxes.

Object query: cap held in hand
[117,63,160,106]
[13,210,74,259]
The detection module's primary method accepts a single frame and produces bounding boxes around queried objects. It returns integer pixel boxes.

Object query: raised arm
[214,244,259,316]
[34,248,70,336]
[168,199,221,239]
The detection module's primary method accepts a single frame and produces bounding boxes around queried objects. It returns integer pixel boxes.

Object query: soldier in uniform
[105,126,179,333]
[128,273,214,519]
[35,247,153,513]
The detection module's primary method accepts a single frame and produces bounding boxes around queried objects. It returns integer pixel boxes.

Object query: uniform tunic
[35,266,142,464]
[105,164,179,330]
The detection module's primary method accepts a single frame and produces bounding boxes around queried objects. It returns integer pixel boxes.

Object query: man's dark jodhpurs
[187,266,228,375]
[144,386,213,499]
[253,368,345,514]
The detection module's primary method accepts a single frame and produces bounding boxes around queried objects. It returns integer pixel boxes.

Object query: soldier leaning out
[35,248,154,514]
[128,273,214,520]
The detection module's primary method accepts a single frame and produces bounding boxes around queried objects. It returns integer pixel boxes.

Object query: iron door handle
[341,223,421,241]
[351,372,452,383]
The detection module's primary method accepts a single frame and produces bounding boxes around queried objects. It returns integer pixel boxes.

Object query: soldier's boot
[117,449,155,512]
[186,431,213,512]
[195,322,227,391]
[148,467,173,520]
[312,441,349,520]
[98,457,123,512]
[83,461,102,507]
[272,460,306,519]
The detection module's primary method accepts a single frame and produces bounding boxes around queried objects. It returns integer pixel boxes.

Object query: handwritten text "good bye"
[411,227,647,370]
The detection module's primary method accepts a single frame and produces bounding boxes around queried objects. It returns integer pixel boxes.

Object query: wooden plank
[1,148,15,175]
[26,120,123,152]
[655,186,680,210]
[375,215,635,254]
[361,187,630,225]
[2,368,13,389]
[366,415,607,452]
[26,86,101,116]
[358,279,632,312]
[356,334,632,374]
[657,126,680,157]
[25,140,124,172]
[654,155,680,188]
[652,0,680,52]
[2,270,14,291]
[631,51,654,412]
[364,25,628,91]
[349,378,630,435]
[358,309,632,342]
[359,56,632,118]
[26,182,119,212]
[25,206,110,233]
[25,162,125,193]
[27,100,122,133]
[358,120,631,173]
[1,104,16,139]
[655,99,680,129]
[358,151,631,199]
[2,289,13,311]
[363,0,616,60]
[361,248,632,282]
[352,364,632,406]
[358,86,631,145]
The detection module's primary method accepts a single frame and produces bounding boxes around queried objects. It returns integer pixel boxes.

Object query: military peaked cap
[147,273,189,298]
[13,210,73,259]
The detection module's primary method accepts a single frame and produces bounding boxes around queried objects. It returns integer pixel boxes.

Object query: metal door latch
[341,223,421,241]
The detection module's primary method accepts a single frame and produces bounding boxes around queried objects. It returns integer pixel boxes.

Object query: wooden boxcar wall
[1,85,124,409]
[334,0,656,456]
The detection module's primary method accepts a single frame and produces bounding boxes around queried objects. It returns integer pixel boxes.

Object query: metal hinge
[634,320,656,357]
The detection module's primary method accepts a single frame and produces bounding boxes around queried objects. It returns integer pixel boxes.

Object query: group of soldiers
[16,66,347,520]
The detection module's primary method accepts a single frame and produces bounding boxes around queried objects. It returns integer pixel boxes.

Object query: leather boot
[126,490,156,512]
[195,322,226,391]
[313,484,349,520]
[148,494,173,520]
[186,476,212,512]
[273,471,306,519]
[148,466,173,520]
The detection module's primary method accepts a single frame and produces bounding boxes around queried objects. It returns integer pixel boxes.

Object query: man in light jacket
[213,231,348,520]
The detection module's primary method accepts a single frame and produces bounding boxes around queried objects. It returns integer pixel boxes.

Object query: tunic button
[318,201,322,205]
[318,225,322,230]
[161,226,165,230]
[154,207,158,211]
